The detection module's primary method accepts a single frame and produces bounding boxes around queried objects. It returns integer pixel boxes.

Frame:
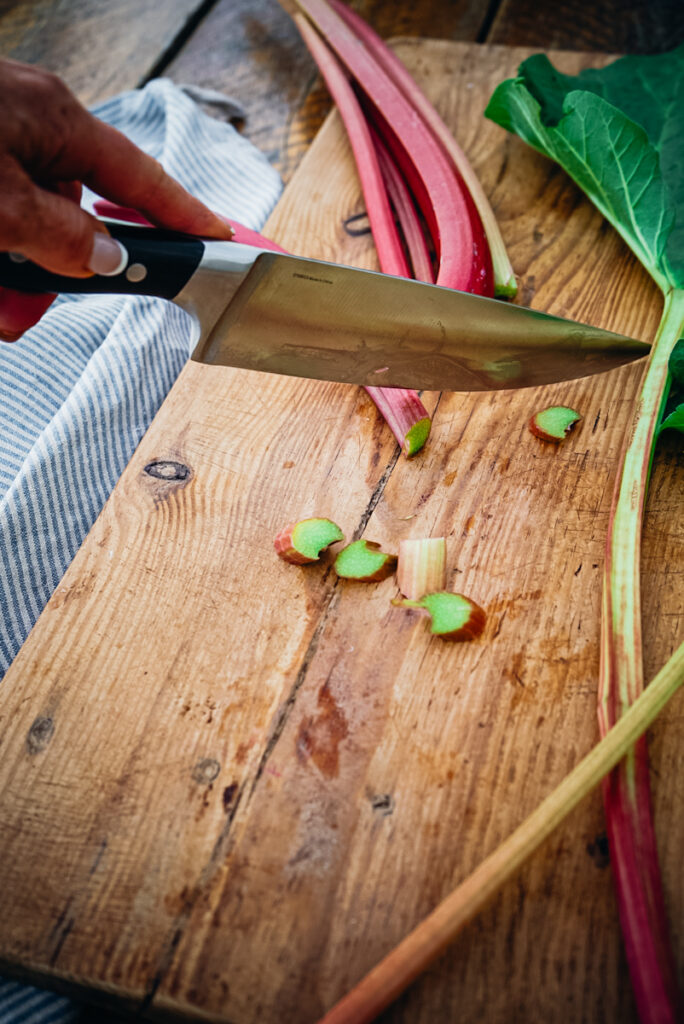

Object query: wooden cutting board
[1,39,682,1024]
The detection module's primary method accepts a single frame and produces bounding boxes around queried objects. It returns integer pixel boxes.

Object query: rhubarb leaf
[659,338,684,436]
[659,405,684,434]
[485,45,684,292]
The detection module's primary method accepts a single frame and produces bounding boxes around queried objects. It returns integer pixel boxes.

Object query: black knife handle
[0,221,205,299]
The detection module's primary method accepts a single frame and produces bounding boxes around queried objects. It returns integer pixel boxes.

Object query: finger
[0,155,126,277]
[46,107,234,241]
[0,287,55,342]
[54,180,82,204]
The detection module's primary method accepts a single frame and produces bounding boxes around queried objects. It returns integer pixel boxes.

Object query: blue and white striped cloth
[0,78,282,1022]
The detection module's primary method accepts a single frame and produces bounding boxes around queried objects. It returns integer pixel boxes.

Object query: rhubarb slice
[394,592,486,640]
[397,538,446,600]
[275,518,344,564]
[529,405,582,442]
[334,539,397,581]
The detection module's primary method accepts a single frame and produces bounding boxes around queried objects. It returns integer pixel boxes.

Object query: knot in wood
[26,715,55,754]
[144,460,192,482]
[192,758,221,785]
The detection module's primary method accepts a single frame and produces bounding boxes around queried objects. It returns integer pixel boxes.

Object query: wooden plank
[163,0,492,181]
[489,0,684,53]
[0,36,682,1024]
[0,0,209,105]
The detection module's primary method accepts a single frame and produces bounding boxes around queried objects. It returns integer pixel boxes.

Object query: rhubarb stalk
[598,288,684,1022]
[295,10,432,457]
[327,0,515,297]
[485,49,684,1019]
[292,0,493,294]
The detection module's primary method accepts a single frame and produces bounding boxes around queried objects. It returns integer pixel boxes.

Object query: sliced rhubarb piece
[334,539,397,581]
[529,405,582,442]
[364,388,431,457]
[275,517,344,564]
[397,538,446,600]
[393,591,486,640]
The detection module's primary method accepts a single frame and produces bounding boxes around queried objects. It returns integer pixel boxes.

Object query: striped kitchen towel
[0,77,282,1021]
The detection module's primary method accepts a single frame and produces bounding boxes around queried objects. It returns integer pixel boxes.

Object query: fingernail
[88,234,128,276]
[0,330,22,343]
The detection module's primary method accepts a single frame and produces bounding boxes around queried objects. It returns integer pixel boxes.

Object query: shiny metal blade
[191,252,650,391]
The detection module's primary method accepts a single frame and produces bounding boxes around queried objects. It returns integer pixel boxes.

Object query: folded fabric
[0,77,282,1021]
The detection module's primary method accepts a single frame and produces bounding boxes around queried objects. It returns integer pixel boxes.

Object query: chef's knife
[0,221,649,392]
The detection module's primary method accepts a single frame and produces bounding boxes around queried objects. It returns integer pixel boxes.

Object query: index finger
[57,106,234,240]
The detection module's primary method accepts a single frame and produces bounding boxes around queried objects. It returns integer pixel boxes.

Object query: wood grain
[0,0,209,104]
[0,37,682,1024]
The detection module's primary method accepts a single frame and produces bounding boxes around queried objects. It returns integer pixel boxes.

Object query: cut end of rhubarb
[494,275,518,299]
[397,538,446,599]
[393,591,486,640]
[529,405,582,442]
[403,417,432,457]
[275,517,344,564]
[334,539,397,581]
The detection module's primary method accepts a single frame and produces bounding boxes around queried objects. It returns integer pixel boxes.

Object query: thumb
[6,161,126,278]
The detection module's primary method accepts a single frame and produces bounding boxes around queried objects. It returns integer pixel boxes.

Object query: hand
[0,58,233,341]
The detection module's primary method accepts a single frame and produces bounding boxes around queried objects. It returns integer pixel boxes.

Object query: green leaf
[485,45,684,291]
[659,405,684,435]
[659,338,684,438]
[669,337,684,386]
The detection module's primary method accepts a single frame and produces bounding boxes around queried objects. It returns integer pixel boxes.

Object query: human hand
[0,58,233,341]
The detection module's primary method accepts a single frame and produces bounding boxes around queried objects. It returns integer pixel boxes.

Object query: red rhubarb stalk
[296,12,432,456]
[293,0,492,294]
[295,13,409,278]
[328,0,515,297]
[597,290,684,1023]
[371,128,434,284]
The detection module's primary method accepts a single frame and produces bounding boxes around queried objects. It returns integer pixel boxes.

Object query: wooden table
[1,3,683,1023]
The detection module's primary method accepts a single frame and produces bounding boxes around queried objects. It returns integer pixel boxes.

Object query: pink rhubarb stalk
[328,0,515,297]
[293,0,493,294]
[371,127,434,284]
[597,288,684,1024]
[296,11,432,457]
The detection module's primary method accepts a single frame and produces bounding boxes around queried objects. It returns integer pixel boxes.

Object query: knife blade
[0,221,649,392]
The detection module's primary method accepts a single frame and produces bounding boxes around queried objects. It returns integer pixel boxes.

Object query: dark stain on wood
[26,715,55,754]
[296,681,349,779]
[191,758,221,785]
[369,792,395,816]
[587,831,611,869]
[222,782,238,812]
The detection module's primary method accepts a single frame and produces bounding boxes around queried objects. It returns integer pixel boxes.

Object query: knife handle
[0,221,205,299]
